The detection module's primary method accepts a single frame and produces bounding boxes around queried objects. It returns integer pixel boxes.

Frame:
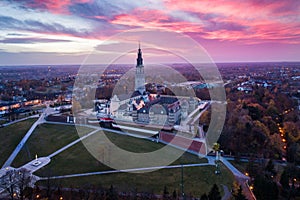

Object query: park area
[0,119,235,197]
[0,118,36,166]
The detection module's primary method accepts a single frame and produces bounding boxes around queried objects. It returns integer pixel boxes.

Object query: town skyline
[0,0,300,65]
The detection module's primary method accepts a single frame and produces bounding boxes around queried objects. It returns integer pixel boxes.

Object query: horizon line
[1,60,300,67]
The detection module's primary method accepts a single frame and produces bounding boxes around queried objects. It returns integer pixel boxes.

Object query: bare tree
[16,168,32,200]
[0,168,32,200]
[2,169,17,200]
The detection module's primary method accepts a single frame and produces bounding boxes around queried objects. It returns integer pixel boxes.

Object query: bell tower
[135,42,145,94]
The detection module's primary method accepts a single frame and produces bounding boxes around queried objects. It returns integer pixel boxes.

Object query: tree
[1,170,16,200]
[45,171,56,199]
[208,184,221,200]
[16,168,32,200]
[231,181,240,197]
[163,185,170,199]
[265,159,276,178]
[79,183,92,200]
[247,106,262,121]
[0,169,32,200]
[107,185,118,200]
[172,189,177,200]
[213,143,220,152]
[232,186,247,200]
[280,169,290,190]
[253,174,279,200]
[200,193,208,200]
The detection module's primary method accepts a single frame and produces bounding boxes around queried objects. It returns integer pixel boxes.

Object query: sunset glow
[0,0,299,64]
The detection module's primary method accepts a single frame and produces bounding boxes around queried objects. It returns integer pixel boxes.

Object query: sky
[0,0,300,65]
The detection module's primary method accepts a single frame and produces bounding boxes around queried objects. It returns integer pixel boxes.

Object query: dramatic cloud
[0,37,71,44]
[0,0,299,64]
[163,0,300,43]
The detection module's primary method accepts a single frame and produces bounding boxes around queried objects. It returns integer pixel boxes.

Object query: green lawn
[6,123,234,197]
[12,124,94,167]
[0,119,37,167]
[36,130,206,177]
[37,164,234,198]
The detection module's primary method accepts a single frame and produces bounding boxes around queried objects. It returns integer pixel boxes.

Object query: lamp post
[213,143,221,174]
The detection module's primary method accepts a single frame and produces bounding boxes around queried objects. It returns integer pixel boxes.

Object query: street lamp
[213,143,221,174]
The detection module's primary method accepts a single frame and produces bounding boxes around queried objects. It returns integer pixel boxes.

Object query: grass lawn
[37,164,234,198]
[0,119,36,167]
[32,127,235,197]
[36,130,206,177]
[12,124,94,167]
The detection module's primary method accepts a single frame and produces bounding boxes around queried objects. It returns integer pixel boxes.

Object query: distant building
[107,43,199,127]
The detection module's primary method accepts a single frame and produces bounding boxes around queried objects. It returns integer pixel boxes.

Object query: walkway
[1,113,255,200]
[40,162,213,180]
[219,157,256,200]
[20,157,51,173]
[1,114,39,127]
[2,105,56,168]
[220,157,249,179]
[2,114,44,168]
[221,184,231,200]
[48,129,100,158]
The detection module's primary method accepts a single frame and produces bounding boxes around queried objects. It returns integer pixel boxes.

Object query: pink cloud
[26,0,91,14]
[162,0,300,43]
[111,8,204,34]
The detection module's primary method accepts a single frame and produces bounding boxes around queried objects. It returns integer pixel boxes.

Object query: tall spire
[136,41,143,66]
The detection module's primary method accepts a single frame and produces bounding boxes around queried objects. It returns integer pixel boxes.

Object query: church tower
[135,42,146,94]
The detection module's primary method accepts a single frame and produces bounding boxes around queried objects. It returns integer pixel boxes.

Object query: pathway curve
[221,184,231,200]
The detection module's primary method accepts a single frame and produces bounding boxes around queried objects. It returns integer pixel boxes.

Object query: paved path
[1,113,255,200]
[2,105,54,168]
[2,115,44,168]
[20,157,51,174]
[48,129,100,158]
[40,162,212,180]
[220,157,249,179]
[219,157,256,200]
[221,184,231,200]
[1,114,39,127]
